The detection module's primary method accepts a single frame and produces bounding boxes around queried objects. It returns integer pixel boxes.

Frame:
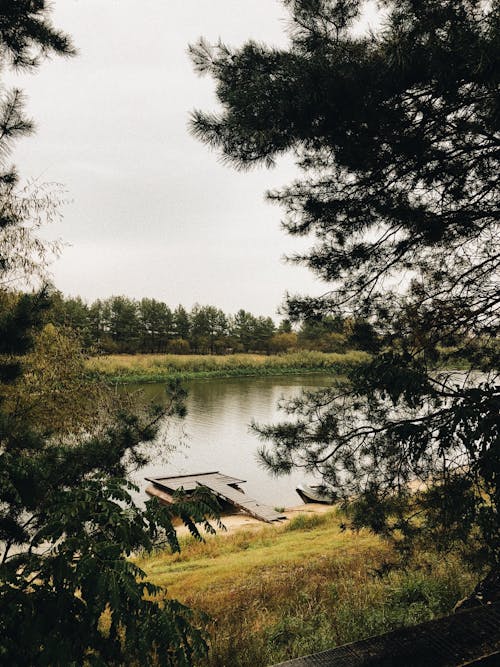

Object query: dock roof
[145,472,245,492]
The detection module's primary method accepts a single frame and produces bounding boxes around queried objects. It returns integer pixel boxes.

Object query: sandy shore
[176,502,334,537]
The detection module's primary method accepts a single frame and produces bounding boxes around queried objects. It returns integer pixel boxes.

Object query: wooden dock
[145,471,286,523]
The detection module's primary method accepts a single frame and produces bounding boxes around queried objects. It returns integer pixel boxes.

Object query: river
[125,374,333,507]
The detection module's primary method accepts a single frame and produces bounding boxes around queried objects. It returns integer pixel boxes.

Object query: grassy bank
[86,350,370,383]
[137,511,475,666]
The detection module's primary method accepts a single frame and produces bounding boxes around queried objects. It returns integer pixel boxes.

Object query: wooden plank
[145,472,245,492]
[150,470,220,480]
[145,484,175,505]
[199,481,286,523]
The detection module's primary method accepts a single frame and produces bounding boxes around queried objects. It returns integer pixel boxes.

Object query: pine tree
[191,0,500,594]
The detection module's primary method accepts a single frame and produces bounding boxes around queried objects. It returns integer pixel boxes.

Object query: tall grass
[87,350,370,383]
[136,511,476,666]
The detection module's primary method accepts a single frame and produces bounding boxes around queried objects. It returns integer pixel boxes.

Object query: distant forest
[46,292,380,355]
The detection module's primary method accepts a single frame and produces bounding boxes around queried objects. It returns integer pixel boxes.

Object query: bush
[167,338,191,354]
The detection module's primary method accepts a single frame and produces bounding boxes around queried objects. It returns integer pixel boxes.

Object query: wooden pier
[145,471,286,523]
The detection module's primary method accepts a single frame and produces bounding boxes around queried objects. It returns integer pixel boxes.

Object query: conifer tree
[191,0,500,594]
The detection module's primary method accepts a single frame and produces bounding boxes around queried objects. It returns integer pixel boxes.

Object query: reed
[86,350,370,383]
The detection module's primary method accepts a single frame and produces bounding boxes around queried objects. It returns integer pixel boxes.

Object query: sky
[7,0,378,318]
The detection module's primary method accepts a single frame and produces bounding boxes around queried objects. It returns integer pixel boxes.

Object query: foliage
[190,304,228,354]
[0,180,66,289]
[269,331,298,353]
[0,4,219,665]
[1,475,219,666]
[0,0,75,70]
[1,322,103,434]
[191,0,500,582]
[0,0,73,290]
[1,307,221,666]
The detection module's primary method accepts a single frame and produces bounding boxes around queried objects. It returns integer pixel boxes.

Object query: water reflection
[126,374,333,507]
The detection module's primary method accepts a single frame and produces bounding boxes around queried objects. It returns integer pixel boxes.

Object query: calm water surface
[126,374,333,507]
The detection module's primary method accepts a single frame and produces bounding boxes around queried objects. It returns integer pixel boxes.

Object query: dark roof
[145,471,245,492]
[273,601,500,667]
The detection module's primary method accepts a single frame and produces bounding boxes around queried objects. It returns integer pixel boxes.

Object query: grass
[86,350,370,383]
[86,348,480,384]
[136,510,476,666]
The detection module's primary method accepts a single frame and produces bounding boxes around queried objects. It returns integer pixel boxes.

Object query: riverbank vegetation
[38,291,498,371]
[86,350,370,383]
[136,510,476,666]
[46,291,379,354]
[7,288,494,379]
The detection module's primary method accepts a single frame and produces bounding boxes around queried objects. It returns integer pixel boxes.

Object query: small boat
[296,483,335,504]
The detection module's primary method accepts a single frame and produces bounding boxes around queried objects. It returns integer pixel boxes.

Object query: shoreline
[90,366,344,384]
[86,350,370,384]
[85,351,478,385]
[175,502,335,538]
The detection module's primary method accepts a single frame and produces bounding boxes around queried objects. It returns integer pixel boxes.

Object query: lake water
[126,374,333,507]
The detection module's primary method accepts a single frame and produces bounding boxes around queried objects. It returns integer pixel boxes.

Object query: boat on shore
[296,483,335,505]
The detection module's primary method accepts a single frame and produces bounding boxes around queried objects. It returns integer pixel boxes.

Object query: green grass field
[86,350,370,383]
[136,511,476,666]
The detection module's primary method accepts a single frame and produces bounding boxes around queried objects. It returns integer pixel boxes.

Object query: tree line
[46,292,380,354]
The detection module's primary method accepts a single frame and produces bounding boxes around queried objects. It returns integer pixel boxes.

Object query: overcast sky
[8,1,378,317]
